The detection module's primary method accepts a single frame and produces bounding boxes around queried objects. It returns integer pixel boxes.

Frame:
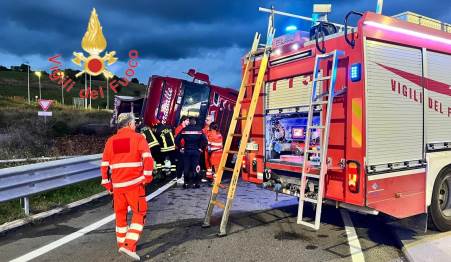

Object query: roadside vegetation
[0,95,114,225]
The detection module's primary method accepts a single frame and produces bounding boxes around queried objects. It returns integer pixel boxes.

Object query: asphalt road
[0,180,411,262]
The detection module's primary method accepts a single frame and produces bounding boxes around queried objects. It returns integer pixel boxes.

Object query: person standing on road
[101,113,154,261]
[201,115,213,182]
[175,117,208,188]
[140,121,160,172]
[174,116,189,184]
[154,120,176,177]
[206,122,223,182]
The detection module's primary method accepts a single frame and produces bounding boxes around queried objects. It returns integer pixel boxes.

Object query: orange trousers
[205,151,212,179]
[207,151,222,179]
[113,185,147,252]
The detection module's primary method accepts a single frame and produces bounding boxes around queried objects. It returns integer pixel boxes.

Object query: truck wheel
[430,166,451,231]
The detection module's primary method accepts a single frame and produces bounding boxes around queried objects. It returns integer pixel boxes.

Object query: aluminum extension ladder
[202,16,276,237]
[297,50,344,230]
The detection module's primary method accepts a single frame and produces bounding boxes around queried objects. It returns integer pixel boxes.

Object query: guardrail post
[22,197,30,215]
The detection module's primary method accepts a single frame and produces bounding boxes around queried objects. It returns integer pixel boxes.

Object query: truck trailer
[141,71,238,135]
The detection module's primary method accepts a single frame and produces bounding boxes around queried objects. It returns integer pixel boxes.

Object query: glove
[144,175,153,185]
[102,182,112,193]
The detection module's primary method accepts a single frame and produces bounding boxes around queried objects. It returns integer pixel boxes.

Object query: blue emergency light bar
[350,63,362,82]
[285,25,298,32]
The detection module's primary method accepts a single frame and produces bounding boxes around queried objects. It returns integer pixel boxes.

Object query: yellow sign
[72,8,117,78]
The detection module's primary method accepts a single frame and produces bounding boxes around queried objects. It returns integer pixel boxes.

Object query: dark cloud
[0,0,450,61]
[0,0,450,88]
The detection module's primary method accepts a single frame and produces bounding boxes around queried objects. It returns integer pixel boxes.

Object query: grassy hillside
[0,70,147,109]
[0,96,113,161]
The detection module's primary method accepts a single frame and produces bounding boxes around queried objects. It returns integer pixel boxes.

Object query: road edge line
[10,179,176,262]
[340,209,365,262]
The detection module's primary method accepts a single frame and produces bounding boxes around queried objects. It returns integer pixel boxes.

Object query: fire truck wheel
[430,166,451,232]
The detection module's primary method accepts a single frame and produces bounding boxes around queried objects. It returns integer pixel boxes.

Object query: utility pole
[106,75,110,109]
[59,70,65,105]
[26,62,30,104]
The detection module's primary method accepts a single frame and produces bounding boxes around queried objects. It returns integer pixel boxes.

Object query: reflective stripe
[117,237,125,243]
[125,232,140,241]
[161,146,176,152]
[181,131,202,135]
[101,161,109,167]
[101,179,110,184]
[110,162,142,169]
[142,152,152,158]
[148,142,159,148]
[112,176,144,188]
[143,170,153,176]
[116,226,128,233]
[209,142,223,146]
[129,223,143,232]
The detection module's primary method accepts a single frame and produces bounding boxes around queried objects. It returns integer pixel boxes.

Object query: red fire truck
[241,8,451,231]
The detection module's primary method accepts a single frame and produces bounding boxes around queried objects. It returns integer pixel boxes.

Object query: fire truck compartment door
[365,40,423,166]
[425,51,451,144]
[265,75,319,112]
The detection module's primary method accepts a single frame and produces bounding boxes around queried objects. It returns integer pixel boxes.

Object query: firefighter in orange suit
[101,113,153,261]
[207,122,223,180]
[202,115,213,181]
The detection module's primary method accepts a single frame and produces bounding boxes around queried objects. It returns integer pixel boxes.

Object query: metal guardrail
[0,155,81,164]
[0,154,102,215]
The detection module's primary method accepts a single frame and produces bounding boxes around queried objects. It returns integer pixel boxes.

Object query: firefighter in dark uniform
[140,123,160,171]
[154,121,176,177]
[175,117,208,188]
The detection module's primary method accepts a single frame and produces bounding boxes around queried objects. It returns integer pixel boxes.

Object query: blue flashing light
[285,25,298,32]
[350,63,362,82]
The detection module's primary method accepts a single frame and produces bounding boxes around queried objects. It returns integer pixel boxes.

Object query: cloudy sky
[1,0,450,88]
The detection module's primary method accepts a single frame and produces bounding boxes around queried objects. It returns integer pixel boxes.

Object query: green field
[0,70,147,109]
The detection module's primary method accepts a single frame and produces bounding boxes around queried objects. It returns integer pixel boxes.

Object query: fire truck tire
[429,166,451,232]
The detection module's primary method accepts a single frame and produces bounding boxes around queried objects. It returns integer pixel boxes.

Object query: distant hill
[0,70,147,109]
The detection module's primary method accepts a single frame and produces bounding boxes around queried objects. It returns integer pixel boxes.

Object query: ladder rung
[251,50,265,56]
[314,76,331,81]
[316,91,329,99]
[303,173,320,179]
[311,101,328,106]
[309,125,325,129]
[227,150,239,154]
[223,167,235,172]
[299,220,318,229]
[245,82,256,87]
[212,200,225,209]
[235,116,248,120]
[230,133,242,137]
[317,52,335,59]
[303,197,318,204]
[306,150,320,154]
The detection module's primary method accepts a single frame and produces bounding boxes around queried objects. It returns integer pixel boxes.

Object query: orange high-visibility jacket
[175,124,185,147]
[101,127,154,192]
[208,131,223,152]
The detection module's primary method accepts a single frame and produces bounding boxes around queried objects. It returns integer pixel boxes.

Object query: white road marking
[10,180,176,262]
[340,209,365,262]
